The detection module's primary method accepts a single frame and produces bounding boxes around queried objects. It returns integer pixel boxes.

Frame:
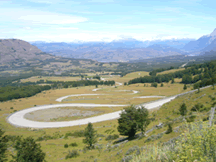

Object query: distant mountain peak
[210,28,216,37]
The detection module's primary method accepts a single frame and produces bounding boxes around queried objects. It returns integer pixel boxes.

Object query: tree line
[32,79,115,88]
[0,79,115,102]
[128,60,216,86]
[0,85,51,102]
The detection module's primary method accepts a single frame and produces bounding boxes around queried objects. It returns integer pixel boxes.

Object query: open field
[3,85,215,162]
[102,71,149,83]
[20,76,82,82]
[157,68,185,75]
[1,69,215,162]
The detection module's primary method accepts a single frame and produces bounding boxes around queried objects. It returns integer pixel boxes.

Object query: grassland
[1,70,215,162]
[20,76,82,82]
[157,68,185,75]
[102,71,149,83]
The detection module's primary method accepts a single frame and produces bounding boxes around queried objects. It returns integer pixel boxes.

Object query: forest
[128,60,216,88]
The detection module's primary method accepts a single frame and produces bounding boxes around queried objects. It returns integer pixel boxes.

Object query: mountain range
[31,28,216,62]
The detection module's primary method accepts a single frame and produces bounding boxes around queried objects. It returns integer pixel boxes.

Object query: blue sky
[0,0,216,42]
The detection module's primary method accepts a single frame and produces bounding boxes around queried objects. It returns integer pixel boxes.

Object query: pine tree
[83,123,97,149]
[179,103,187,116]
[13,136,45,162]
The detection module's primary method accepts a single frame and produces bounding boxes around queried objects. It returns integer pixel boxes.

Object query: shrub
[151,82,158,88]
[65,150,79,159]
[186,115,196,122]
[191,103,204,111]
[65,130,84,138]
[125,146,140,155]
[165,124,172,134]
[64,144,68,148]
[105,134,119,141]
[69,142,78,147]
[132,122,216,162]
[183,84,187,90]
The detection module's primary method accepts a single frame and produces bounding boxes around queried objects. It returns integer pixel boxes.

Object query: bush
[165,124,172,134]
[125,146,140,155]
[65,150,79,159]
[64,144,68,148]
[132,122,216,162]
[69,142,78,147]
[151,82,158,88]
[186,115,196,122]
[191,103,204,111]
[105,134,119,141]
[183,84,187,90]
[65,130,84,138]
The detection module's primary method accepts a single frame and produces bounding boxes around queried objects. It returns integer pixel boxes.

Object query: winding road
[7,84,211,128]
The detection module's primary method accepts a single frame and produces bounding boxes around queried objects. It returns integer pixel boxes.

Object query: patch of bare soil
[24,107,103,122]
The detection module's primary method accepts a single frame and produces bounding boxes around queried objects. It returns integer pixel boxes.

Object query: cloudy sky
[0,0,216,42]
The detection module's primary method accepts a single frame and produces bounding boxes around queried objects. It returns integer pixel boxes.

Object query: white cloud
[0,8,88,25]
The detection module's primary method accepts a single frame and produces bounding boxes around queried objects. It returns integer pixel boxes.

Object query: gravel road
[7,85,211,128]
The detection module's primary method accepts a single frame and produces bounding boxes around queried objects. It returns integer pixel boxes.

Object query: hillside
[0,39,54,63]
[0,39,99,74]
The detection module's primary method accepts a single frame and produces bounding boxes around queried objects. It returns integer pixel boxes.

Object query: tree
[13,136,45,162]
[0,129,8,162]
[171,78,175,84]
[135,106,150,135]
[183,84,187,90]
[118,106,137,138]
[83,123,97,148]
[179,103,187,116]
[161,83,164,87]
[118,105,150,138]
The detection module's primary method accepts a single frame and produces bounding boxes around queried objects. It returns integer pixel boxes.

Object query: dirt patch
[24,107,103,122]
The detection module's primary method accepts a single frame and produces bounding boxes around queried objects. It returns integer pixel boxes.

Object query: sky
[0,0,216,42]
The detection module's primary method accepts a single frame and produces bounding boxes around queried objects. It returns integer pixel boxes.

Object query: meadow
[1,70,215,162]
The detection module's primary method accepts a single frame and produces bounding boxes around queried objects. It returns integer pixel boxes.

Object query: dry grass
[157,68,185,75]
[2,70,211,162]
[20,76,81,82]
